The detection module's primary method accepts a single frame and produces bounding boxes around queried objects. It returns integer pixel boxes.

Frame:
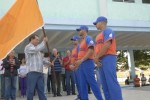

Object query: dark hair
[29,34,39,42]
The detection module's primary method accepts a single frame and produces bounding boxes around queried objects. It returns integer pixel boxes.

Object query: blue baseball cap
[93,16,107,25]
[76,25,88,31]
[71,35,80,41]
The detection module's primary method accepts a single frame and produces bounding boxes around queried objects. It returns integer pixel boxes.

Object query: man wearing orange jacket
[70,35,81,100]
[93,16,122,100]
[75,25,103,100]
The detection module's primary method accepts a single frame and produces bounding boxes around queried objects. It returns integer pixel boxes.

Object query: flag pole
[36,0,57,91]
[42,27,57,90]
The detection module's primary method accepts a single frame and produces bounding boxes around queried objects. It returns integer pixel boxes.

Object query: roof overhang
[14,19,150,53]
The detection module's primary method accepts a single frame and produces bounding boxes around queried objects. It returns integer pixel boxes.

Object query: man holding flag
[25,35,49,100]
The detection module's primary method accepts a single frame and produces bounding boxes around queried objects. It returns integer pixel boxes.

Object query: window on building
[142,0,150,4]
[113,0,135,3]
[113,0,123,2]
[124,0,135,3]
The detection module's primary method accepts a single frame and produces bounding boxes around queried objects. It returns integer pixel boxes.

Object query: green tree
[117,50,128,70]
[117,50,150,70]
[134,50,150,70]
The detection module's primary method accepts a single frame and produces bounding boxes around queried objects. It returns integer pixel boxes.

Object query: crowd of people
[125,74,150,87]
[0,50,94,99]
[0,16,123,100]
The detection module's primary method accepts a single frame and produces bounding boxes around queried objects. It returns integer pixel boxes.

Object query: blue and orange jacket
[95,28,116,56]
[78,35,95,60]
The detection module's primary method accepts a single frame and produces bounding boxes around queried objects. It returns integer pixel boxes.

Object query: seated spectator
[141,74,147,86]
[128,75,134,84]
[134,75,140,87]
[125,76,130,85]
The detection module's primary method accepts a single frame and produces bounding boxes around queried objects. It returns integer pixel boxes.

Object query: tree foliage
[117,50,128,70]
[117,50,150,70]
[133,50,150,70]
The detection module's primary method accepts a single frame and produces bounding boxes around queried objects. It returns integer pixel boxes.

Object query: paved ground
[7,86,150,100]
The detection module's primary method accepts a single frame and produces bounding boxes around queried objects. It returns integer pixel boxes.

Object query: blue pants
[74,68,81,99]
[19,77,27,96]
[79,59,103,100]
[100,55,122,100]
[4,76,17,100]
[27,72,47,100]
[95,68,101,87]
[65,70,75,95]
[1,74,5,98]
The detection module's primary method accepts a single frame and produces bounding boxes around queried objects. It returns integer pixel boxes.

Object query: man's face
[72,40,78,45]
[53,49,58,56]
[66,50,71,56]
[8,51,15,57]
[32,36,39,46]
[96,22,103,30]
[21,58,25,63]
[78,30,82,37]
[136,75,138,78]
[78,30,85,38]
[142,74,144,77]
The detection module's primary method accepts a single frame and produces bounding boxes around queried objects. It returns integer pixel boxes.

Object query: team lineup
[66,16,123,100]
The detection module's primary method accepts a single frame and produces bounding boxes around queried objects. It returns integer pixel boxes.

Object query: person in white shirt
[18,58,27,97]
[42,53,52,94]
[141,74,147,86]
[24,35,49,100]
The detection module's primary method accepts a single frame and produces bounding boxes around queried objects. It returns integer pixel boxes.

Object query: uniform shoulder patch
[109,33,112,38]
[89,40,94,45]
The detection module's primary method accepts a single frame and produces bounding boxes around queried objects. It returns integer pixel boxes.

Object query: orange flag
[0,0,44,60]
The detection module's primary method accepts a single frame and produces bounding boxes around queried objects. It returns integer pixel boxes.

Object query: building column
[98,0,108,17]
[127,49,135,79]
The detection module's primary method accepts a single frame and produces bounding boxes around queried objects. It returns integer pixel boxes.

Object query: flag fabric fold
[0,0,44,59]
